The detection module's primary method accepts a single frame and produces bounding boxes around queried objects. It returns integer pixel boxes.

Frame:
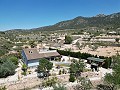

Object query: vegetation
[69,74,75,82]
[59,70,62,75]
[65,35,73,44]
[8,56,18,65]
[0,86,6,90]
[0,38,13,56]
[69,59,85,82]
[76,41,81,50]
[0,57,17,78]
[115,38,119,43]
[29,41,37,48]
[42,77,58,87]
[102,55,120,90]
[22,64,27,75]
[57,49,111,69]
[9,12,119,31]
[53,84,67,90]
[37,58,53,77]
[73,77,92,90]
[97,84,113,90]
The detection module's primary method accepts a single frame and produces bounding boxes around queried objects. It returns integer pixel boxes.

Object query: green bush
[59,70,62,75]
[9,56,18,65]
[53,84,67,90]
[22,64,27,72]
[0,86,7,90]
[0,59,17,78]
[42,77,58,87]
[69,74,75,82]
[65,35,73,44]
[21,72,27,76]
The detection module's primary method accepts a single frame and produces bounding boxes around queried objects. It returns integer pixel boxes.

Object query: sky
[0,0,120,31]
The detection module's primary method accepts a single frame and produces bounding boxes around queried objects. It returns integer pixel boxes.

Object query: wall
[28,59,39,67]
[21,50,28,65]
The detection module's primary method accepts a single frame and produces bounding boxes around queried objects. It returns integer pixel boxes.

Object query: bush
[97,84,112,90]
[21,72,27,76]
[0,59,17,78]
[0,86,7,90]
[53,84,67,90]
[59,70,62,75]
[9,56,18,65]
[42,77,58,87]
[65,35,73,44]
[22,64,27,72]
[69,74,75,82]
[102,58,112,69]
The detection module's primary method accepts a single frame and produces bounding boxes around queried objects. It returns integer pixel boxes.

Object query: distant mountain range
[5,12,120,32]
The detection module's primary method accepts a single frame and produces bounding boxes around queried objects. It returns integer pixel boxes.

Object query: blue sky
[0,0,120,31]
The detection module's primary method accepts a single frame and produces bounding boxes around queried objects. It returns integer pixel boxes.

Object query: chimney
[29,50,32,54]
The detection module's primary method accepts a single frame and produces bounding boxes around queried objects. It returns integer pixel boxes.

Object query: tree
[9,56,18,65]
[0,59,17,78]
[42,77,58,87]
[97,84,112,90]
[115,38,119,43]
[22,64,27,73]
[62,69,65,74]
[103,55,120,89]
[0,86,6,90]
[70,59,85,77]
[37,58,53,77]
[69,74,75,82]
[65,35,73,44]
[59,70,62,75]
[29,41,36,48]
[73,77,92,90]
[76,41,81,50]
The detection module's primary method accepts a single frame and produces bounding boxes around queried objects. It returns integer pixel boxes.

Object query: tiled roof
[23,48,60,60]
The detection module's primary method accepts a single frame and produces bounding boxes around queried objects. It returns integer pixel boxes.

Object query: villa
[21,48,60,67]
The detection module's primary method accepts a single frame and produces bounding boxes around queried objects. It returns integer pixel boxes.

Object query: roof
[87,57,105,62]
[23,48,60,60]
[91,62,98,66]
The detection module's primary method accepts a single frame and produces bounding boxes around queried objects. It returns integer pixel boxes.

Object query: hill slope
[5,12,120,33]
[32,12,120,31]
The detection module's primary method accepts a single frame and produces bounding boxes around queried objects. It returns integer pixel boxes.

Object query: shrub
[59,70,62,75]
[0,86,7,90]
[21,72,27,76]
[42,77,58,87]
[65,35,73,44]
[53,84,67,90]
[0,59,17,78]
[69,74,75,82]
[9,56,18,65]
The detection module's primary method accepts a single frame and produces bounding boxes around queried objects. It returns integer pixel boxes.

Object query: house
[21,48,60,67]
[108,31,117,35]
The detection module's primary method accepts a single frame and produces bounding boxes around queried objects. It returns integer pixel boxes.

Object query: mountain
[5,12,120,33]
[31,12,120,31]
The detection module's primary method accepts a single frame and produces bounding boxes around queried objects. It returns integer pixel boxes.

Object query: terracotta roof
[23,48,60,60]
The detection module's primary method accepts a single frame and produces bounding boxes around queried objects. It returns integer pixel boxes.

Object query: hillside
[32,12,120,31]
[4,12,120,33]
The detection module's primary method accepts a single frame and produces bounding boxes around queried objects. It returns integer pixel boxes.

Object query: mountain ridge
[5,12,120,32]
